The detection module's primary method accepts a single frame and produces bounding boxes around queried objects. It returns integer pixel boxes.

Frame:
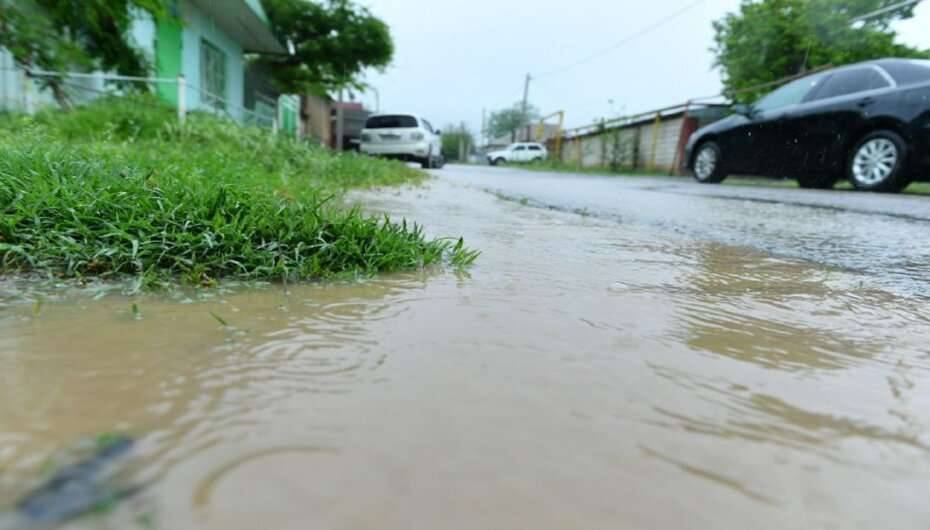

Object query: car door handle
[857,97,875,108]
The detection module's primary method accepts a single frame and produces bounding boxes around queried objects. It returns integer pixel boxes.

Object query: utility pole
[481,108,487,147]
[336,86,344,151]
[520,73,531,141]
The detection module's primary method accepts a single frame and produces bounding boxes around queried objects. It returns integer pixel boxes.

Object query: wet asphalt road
[437,164,930,297]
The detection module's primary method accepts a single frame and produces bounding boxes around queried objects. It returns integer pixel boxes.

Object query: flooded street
[3,169,930,529]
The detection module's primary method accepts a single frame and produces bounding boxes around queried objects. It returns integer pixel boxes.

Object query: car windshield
[365,115,418,129]
[753,73,826,112]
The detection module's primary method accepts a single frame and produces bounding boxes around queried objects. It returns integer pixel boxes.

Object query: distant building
[1,0,299,133]
[552,104,730,173]
[485,123,564,151]
[331,101,372,151]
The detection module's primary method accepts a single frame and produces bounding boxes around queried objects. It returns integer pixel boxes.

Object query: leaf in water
[32,298,44,317]
[209,311,229,327]
[131,303,142,320]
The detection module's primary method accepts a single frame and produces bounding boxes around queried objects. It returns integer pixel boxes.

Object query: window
[528,145,543,151]
[365,115,419,129]
[754,74,826,112]
[514,145,527,151]
[811,68,890,101]
[879,60,930,86]
[200,39,227,110]
[422,119,434,133]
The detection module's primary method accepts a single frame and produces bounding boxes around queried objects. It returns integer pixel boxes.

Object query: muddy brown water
[2,177,930,529]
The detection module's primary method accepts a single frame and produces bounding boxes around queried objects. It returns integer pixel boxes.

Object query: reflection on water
[2,178,930,529]
[679,244,887,371]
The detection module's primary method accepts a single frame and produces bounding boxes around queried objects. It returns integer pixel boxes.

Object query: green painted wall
[155,17,183,105]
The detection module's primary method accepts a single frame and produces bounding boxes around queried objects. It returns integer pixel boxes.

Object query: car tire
[421,150,434,169]
[491,158,505,167]
[847,130,909,193]
[691,141,727,184]
[796,173,840,190]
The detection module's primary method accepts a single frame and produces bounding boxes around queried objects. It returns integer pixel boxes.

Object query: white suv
[359,114,444,169]
[487,143,548,166]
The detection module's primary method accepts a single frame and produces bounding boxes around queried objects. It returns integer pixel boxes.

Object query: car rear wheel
[847,130,909,193]
[421,149,435,169]
[691,141,727,184]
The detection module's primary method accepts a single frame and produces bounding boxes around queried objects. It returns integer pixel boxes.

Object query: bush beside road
[0,96,477,289]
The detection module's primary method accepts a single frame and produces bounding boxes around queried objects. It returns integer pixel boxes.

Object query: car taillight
[411,132,425,141]
[361,133,372,142]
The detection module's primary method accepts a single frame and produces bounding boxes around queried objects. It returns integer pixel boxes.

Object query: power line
[850,0,923,23]
[534,0,706,79]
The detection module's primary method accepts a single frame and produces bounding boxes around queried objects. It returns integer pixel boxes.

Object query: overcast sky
[358,0,930,135]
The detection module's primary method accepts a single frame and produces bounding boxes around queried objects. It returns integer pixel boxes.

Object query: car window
[528,145,543,151]
[514,145,527,151]
[753,74,825,112]
[810,68,890,100]
[879,60,930,86]
[422,119,434,133]
[365,115,419,129]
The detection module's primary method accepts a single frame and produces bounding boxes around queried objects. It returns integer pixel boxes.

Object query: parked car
[686,58,930,192]
[487,143,549,166]
[359,113,444,169]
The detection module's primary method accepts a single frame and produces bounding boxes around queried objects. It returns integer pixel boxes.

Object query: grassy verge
[516,160,930,195]
[0,96,477,289]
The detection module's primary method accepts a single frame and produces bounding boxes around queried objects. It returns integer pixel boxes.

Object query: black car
[686,59,930,192]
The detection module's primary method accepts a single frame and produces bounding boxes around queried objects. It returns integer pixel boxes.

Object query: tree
[258,0,393,93]
[712,0,929,102]
[441,123,475,162]
[487,101,540,141]
[0,0,168,107]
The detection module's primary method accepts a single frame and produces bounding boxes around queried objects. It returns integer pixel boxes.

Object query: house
[1,0,297,132]
[243,60,299,134]
[131,0,286,122]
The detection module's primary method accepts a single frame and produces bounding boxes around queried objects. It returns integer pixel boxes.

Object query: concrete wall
[559,115,687,172]
[302,94,333,146]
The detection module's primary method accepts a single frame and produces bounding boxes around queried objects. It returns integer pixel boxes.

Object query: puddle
[2,177,930,529]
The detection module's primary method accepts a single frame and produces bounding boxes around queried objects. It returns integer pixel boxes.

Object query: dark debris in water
[16,435,141,524]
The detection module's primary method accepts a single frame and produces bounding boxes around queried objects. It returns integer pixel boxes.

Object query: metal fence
[0,61,298,136]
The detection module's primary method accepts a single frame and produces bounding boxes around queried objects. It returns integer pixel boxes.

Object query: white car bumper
[360,142,431,159]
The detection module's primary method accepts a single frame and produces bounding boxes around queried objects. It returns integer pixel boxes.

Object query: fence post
[22,70,35,115]
[272,117,279,135]
[177,75,186,124]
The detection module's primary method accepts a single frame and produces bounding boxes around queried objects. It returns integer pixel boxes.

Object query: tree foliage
[258,0,393,93]
[487,101,540,140]
[713,0,930,102]
[0,0,167,105]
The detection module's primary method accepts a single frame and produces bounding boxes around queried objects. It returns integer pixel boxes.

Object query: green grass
[519,160,669,178]
[0,96,478,289]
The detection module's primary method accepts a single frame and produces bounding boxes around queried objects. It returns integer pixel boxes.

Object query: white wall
[0,49,18,111]
[180,0,245,120]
